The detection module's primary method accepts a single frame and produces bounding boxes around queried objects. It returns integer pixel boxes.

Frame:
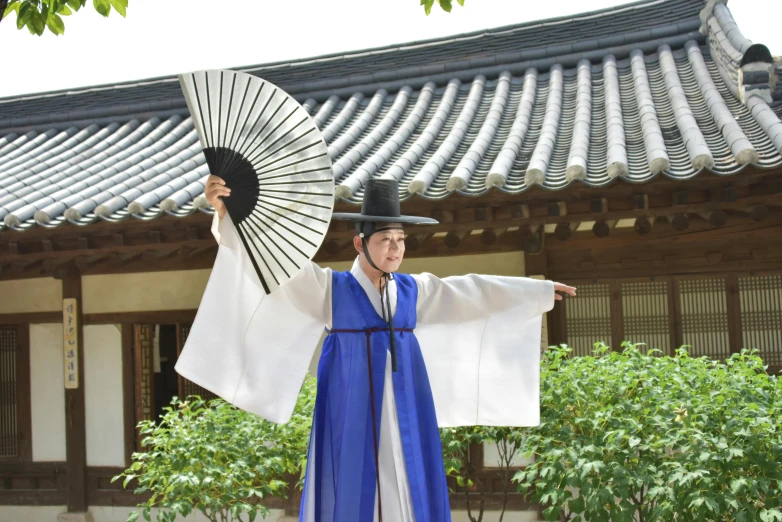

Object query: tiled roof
[1,0,781,232]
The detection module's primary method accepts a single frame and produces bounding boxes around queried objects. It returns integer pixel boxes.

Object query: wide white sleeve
[175,212,331,423]
[412,273,555,428]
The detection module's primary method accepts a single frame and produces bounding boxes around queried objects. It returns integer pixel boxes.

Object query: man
[176,176,576,522]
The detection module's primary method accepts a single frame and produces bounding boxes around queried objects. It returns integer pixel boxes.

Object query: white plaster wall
[400,251,525,278]
[0,506,65,522]
[84,324,125,467]
[82,270,211,314]
[483,441,534,468]
[29,324,66,462]
[0,277,61,313]
[80,252,524,315]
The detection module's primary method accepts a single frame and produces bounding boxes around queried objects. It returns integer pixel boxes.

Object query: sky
[0,0,779,99]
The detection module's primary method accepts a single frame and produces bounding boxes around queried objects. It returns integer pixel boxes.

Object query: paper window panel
[621,280,671,355]
[678,278,731,360]
[565,283,612,356]
[739,274,782,366]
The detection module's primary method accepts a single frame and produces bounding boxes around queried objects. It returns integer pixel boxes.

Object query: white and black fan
[179,70,334,294]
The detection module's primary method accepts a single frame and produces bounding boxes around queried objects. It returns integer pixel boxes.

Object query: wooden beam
[431,209,454,224]
[723,185,738,202]
[480,229,498,246]
[593,221,611,238]
[632,194,649,210]
[85,309,197,325]
[323,239,342,256]
[674,190,689,206]
[405,234,421,251]
[548,202,567,217]
[554,223,572,241]
[444,231,469,249]
[744,205,770,221]
[590,198,608,213]
[510,204,530,220]
[523,226,544,254]
[0,311,62,324]
[633,217,652,235]
[59,266,88,513]
[697,210,728,228]
[671,213,689,231]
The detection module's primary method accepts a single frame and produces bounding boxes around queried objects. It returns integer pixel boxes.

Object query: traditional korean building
[1,0,781,520]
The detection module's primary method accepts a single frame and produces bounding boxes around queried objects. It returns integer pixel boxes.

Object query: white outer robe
[175,212,555,520]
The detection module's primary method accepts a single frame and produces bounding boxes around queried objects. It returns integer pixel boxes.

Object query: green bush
[112,376,316,522]
[115,345,782,522]
[515,343,782,522]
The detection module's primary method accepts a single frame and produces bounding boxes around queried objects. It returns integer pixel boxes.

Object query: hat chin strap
[359,225,399,372]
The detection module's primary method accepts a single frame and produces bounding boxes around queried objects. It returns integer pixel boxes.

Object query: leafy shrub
[113,376,316,522]
[115,344,782,522]
[515,343,782,522]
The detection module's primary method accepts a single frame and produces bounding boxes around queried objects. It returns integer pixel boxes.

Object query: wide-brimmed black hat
[331,179,438,225]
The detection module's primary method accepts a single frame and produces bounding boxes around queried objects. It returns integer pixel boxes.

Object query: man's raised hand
[205,175,231,219]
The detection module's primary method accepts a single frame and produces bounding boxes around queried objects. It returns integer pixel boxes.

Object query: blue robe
[300,271,450,522]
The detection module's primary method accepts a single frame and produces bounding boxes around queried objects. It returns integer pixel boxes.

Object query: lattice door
[738,274,782,367]
[176,323,218,403]
[0,326,18,458]
[621,280,672,355]
[677,278,731,360]
[564,282,613,356]
[134,324,155,451]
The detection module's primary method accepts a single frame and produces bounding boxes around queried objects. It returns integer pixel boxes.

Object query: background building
[1,0,781,520]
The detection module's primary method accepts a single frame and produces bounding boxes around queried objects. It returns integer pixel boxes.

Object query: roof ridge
[0,0,699,103]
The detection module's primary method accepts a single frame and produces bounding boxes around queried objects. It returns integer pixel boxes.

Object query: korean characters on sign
[63,297,79,389]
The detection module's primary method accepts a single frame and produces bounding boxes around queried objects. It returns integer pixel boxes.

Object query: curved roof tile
[1,0,780,232]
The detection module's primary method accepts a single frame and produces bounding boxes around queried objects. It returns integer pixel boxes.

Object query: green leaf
[29,9,45,35]
[109,0,126,16]
[456,0,464,5]
[4,1,21,18]
[422,0,434,15]
[126,512,139,522]
[93,0,110,16]
[66,0,84,10]
[16,2,29,29]
[438,0,453,12]
[46,13,65,35]
[761,509,782,522]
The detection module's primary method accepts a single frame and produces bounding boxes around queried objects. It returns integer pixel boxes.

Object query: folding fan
[179,70,334,294]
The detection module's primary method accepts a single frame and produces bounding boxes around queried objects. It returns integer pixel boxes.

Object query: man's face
[363,223,405,273]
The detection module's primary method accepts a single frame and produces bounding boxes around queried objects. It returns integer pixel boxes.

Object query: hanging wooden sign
[63,297,79,389]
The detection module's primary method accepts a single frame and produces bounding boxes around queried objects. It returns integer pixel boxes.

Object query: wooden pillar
[59,266,88,513]
[121,324,136,467]
[726,273,743,354]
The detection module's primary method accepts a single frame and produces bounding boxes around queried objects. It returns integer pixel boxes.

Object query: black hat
[332,179,438,226]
